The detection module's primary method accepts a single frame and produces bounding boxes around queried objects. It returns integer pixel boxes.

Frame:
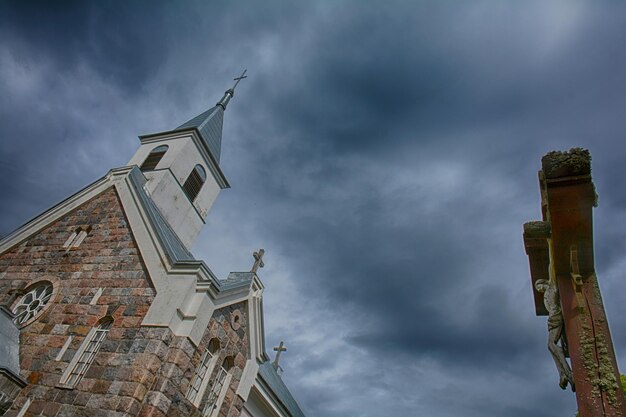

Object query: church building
[0,75,306,417]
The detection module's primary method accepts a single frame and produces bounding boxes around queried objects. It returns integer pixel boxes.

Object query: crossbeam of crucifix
[251,249,265,273]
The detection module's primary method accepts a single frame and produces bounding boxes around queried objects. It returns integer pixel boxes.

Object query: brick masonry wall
[193,302,249,417]
[139,301,249,417]
[0,186,250,417]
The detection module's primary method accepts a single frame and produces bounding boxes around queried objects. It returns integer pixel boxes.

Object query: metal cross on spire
[251,249,265,273]
[272,341,287,370]
[231,69,248,92]
[217,69,248,110]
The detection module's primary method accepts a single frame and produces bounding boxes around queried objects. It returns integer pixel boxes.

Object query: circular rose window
[12,283,53,325]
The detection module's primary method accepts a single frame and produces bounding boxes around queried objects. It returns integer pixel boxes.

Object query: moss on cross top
[541,148,591,179]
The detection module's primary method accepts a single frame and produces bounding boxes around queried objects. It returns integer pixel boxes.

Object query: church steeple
[217,69,247,110]
[127,71,248,249]
[174,70,247,164]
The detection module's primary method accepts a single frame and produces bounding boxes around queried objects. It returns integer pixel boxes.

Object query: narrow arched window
[140,145,169,171]
[63,226,91,250]
[61,317,113,387]
[187,338,221,405]
[183,164,206,202]
[202,356,234,417]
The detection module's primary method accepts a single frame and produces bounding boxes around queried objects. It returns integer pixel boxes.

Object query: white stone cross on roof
[272,341,287,370]
[251,249,265,273]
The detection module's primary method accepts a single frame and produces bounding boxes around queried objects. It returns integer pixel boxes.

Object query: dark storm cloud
[224,3,626,416]
[247,150,540,371]
[255,1,626,165]
[0,1,169,92]
[3,2,626,417]
[0,0,168,233]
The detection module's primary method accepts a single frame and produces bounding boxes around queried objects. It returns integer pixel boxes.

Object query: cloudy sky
[2,1,626,416]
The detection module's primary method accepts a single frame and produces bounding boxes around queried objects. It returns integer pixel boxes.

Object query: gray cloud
[3,1,626,417]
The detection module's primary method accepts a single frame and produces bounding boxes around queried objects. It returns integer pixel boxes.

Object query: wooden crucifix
[251,249,265,273]
[272,341,287,371]
[523,148,626,417]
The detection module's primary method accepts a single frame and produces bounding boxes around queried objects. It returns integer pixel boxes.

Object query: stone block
[56,403,81,417]
[146,391,172,414]
[108,380,124,395]
[117,396,141,414]
[137,404,166,417]
[73,391,92,406]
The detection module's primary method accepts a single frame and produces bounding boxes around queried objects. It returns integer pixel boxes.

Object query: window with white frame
[187,338,221,405]
[63,226,91,250]
[202,356,234,417]
[60,318,113,387]
[12,282,53,326]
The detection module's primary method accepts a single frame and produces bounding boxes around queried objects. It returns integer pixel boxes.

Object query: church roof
[258,362,306,417]
[174,105,224,163]
[171,71,247,166]
[221,272,255,291]
[139,73,246,174]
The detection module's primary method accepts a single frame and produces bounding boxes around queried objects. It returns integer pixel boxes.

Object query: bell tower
[127,71,247,249]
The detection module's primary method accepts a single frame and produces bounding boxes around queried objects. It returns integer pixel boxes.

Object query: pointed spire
[217,69,247,110]
[175,70,248,164]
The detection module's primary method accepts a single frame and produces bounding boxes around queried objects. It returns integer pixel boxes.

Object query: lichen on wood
[541,148,591,179]
[523,221,551,238]
[578,291,621,408]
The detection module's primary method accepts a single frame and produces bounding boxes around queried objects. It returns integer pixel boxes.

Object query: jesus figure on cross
[535,278,574,391]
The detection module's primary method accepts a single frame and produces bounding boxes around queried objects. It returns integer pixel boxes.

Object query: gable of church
[0,186,255,417]
[0,186,153,306]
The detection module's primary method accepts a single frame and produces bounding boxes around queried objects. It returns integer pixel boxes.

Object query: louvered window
[61,318,113,387]
[183,164,207,202]
[140,145,169,171]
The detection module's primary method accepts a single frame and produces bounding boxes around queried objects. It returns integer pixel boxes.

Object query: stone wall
[197,302,248,417]
[138,301,249,417]
[0,187,250,417]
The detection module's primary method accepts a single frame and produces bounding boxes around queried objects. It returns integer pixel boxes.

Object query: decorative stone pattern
[0,187,250,417]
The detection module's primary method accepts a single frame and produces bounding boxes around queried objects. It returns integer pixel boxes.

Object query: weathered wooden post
[524,148,626,416]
